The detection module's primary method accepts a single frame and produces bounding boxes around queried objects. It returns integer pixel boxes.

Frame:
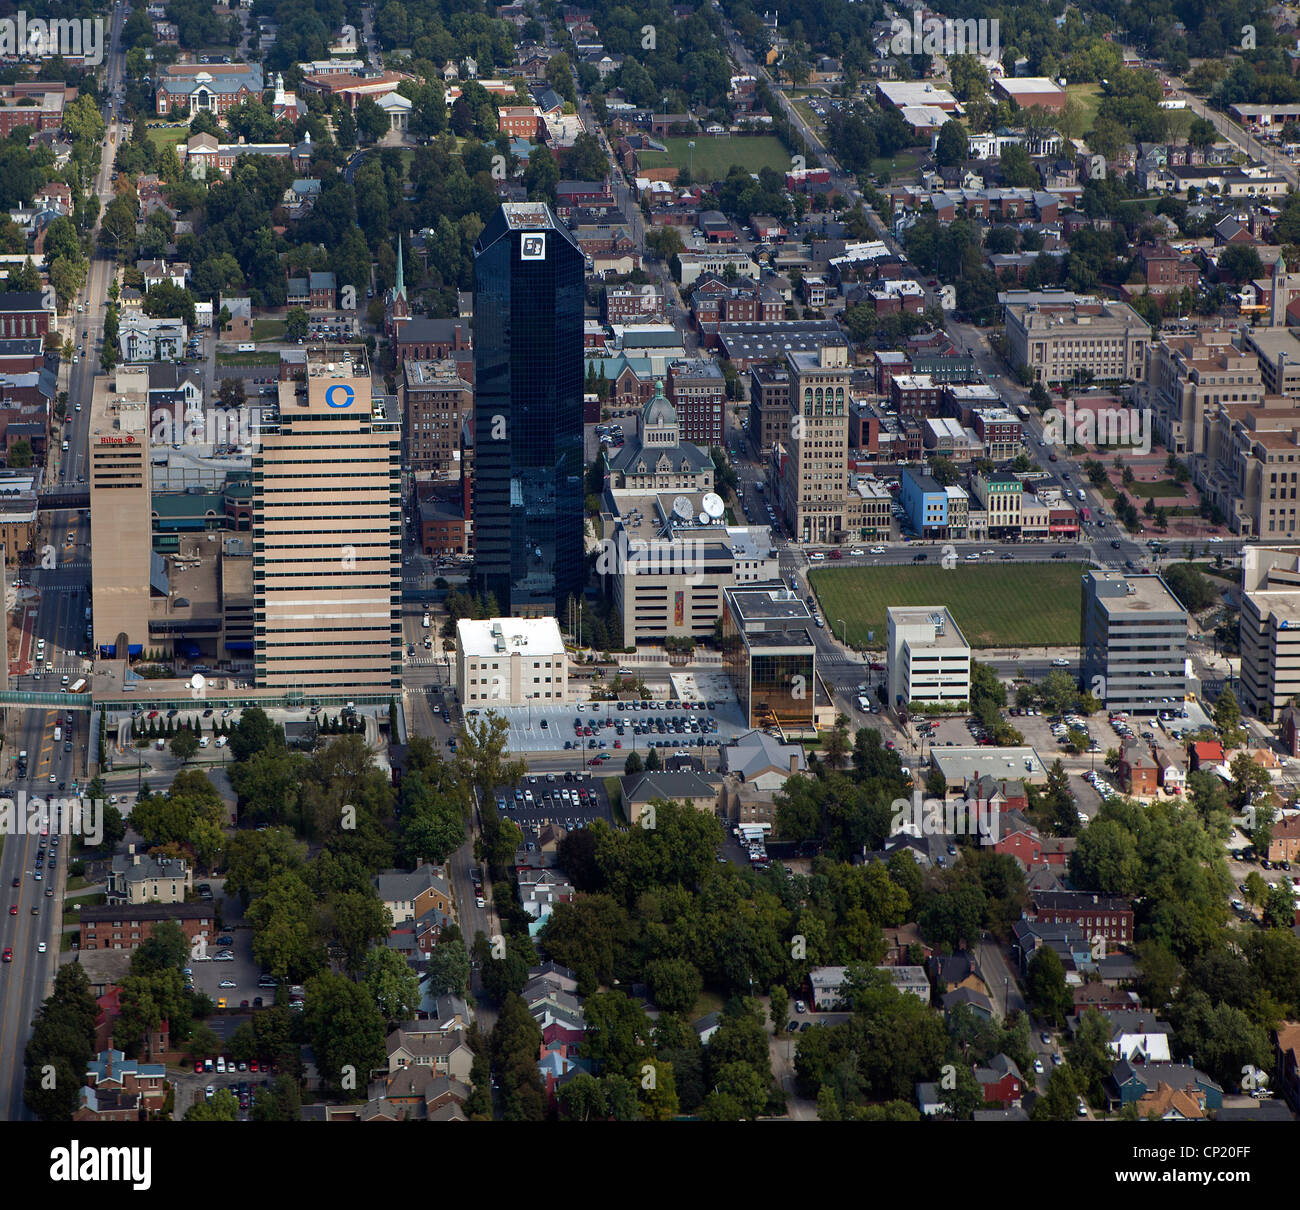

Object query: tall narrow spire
[395,235,405,301]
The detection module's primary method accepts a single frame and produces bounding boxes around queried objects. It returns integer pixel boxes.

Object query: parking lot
[494,771,615,835]
[188,924,270,1010]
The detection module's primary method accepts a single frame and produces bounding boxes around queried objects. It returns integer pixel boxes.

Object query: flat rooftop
[306,350,367,378]
[457,616,565,658]
[728,585,812,624]
[888,606,970,650]
[931,746,1049,785]
[1086,570,1187,615]
[502,202,560,230]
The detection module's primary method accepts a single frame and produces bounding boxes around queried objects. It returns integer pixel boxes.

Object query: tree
[1025,946,1072,1027]
[1030,1065,1081,1121]
[303,971,388,1093]
[638,1057,680,1121]
[934,119,968,169]
[644,958,702,1015]
[285,307,309,341]
[7,438,32,467]
[1188,117,1217,149]
[523,145,559,204]
[364,947,421,1024]
[647,226,684,260]
[170,729,199,765]
[186,1088,240,1120]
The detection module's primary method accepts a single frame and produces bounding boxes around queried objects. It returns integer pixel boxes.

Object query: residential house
[1118,739,1159,797]
[1106,1062,1223,1113]
[620,770,721,827]
[974,1054,1024,1106]
[1085,1010,1174,1063]
[1268,813,1300,865]
[220,296,252,343]
[383,1027,474,1083]
[82,1048,166,1111]
[374,863,452,926]
[106,845,191,905]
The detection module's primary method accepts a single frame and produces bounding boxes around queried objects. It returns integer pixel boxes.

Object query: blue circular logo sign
[326,384,355,408]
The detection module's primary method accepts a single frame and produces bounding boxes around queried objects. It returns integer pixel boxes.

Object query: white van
[61,440,68,452]
[214,735,228,748]
[198,736,210,748]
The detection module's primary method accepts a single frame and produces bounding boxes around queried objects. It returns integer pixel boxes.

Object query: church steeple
[395,235,405,301]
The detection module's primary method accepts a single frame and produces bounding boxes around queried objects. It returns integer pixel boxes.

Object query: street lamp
[837,618,847,648]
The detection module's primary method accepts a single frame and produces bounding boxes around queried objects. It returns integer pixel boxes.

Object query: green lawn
[251,319,285,341]
[792,100,825,135]
[636,135,792,181]
[603,775,626,825]
[808,563,1084,649]
[215,351,278,366]
[1124,480,1186,499]
[145,125,187,151]
[870,151,919,182]
[1066,83,1101,134]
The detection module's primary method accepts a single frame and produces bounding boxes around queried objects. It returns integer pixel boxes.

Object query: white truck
[53,727,62,742]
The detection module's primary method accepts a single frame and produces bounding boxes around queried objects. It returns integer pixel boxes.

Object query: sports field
[807,562,1084,649]
[636,135,792,180]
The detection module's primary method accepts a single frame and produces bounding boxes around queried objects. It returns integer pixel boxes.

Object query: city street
[0,0,128,1120]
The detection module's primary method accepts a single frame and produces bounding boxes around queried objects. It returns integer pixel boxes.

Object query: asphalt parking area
[494,772,614,833]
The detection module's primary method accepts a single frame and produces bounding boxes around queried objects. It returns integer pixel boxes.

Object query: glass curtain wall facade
[473,203,584,617]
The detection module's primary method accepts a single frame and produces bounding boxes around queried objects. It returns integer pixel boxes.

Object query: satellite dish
[672,495,693,521]
[189,673,205,691]
[702,491,725,520]
[698,512,709,525]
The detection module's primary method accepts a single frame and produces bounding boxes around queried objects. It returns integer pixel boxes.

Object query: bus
[68,678,87,693]
[1015,403,1030,420]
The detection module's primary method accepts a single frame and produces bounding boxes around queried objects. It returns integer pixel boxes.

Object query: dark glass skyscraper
[472,202,584,617]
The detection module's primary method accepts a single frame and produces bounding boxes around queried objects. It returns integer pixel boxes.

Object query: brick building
[1029,891,1133,947]
[79,902,214,951]
[402,358,473,475]
[667,358,727,446]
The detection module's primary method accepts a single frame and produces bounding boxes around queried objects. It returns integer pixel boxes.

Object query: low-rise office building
[886,606,972,711]
[1239,545,1300,717]
[456,617,568,706]
[1081,570,1188,714]
[721,584,819,734]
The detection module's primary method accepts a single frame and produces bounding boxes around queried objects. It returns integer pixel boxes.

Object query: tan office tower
[89,368,152,656]
[781,345,851,544]
[253,351,401,691]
